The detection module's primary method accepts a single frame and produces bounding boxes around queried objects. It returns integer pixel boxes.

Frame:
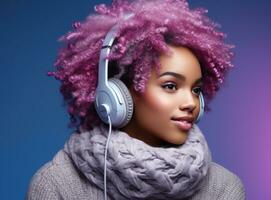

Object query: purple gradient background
[189,1,271,199]
[0,0,270,199]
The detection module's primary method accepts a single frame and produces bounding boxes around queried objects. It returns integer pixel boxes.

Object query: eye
[192,86,202,95]
[161,82,177,91]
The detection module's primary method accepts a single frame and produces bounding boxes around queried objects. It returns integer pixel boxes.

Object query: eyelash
[161,82,202,95]
[161,82,177,91]
[192,87,202,95]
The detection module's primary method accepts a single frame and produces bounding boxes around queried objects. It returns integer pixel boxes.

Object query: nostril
[179,104,196,113]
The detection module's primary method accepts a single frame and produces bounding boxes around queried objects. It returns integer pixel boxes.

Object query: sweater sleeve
[217,171,246,200]
[26,163,62,200]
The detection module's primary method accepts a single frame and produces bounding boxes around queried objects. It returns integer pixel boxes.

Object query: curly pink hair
[48,0,234,129]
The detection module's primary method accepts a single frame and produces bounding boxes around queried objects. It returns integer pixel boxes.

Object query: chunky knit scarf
[64,124,212,200]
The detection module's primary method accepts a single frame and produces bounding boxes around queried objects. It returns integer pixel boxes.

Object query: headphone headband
[98,13,135,87]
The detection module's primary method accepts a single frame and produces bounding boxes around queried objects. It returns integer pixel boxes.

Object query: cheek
[138,90,173,116]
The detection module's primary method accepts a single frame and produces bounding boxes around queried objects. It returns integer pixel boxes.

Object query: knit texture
[26,149,245,200]
[63,124,211,199]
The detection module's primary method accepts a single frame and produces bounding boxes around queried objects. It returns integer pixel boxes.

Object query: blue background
[1,0,270,199]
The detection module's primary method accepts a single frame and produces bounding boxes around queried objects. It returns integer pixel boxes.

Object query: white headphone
[94,15,205,128]
[195,92,205,123]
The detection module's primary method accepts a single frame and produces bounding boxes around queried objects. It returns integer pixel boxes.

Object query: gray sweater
[26,150,245,200]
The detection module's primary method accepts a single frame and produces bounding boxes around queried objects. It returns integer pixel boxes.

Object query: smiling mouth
[171,119,193,131]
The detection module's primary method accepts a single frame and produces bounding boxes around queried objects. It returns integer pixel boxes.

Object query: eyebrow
[158,71,202,85]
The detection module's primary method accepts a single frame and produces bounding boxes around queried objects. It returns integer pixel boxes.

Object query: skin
[122,45,203,147]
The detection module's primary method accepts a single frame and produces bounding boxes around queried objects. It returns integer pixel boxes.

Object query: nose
[178,90,196,114]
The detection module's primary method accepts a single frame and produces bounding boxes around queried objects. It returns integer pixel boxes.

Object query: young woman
[27,0,245,199]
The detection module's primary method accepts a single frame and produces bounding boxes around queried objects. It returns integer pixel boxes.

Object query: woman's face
[123,45,202,146]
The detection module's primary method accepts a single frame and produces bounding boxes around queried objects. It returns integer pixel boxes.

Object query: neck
[121,122,166,147]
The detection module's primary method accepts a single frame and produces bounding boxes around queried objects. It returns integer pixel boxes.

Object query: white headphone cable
[104,115,112,200]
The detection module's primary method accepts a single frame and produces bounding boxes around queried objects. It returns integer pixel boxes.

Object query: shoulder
[190,162,245,200]
[26,150,91,200]
[209,162,245,194]
[26,150,65,199]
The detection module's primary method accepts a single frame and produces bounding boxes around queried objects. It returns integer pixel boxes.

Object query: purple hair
[48,0,234,130]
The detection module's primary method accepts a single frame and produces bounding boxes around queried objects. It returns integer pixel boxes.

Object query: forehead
[155,45,202,81]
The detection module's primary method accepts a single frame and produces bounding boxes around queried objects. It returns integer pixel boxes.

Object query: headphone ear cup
[195,92,205,123]
[108,78,134,127]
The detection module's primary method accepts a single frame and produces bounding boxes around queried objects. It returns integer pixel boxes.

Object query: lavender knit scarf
[64,124,212,200]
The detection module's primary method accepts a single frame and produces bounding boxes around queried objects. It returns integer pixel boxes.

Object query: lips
[171,116,194,131]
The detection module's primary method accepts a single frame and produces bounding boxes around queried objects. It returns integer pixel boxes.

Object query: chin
[164,131,188,145]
